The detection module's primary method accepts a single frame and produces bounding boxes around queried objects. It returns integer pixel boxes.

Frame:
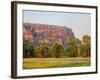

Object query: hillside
[23,23,75,47]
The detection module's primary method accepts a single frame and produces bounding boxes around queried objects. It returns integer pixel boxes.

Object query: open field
[23,58,91,69]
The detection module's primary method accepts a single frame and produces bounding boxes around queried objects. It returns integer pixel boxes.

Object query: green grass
[23,58,91,69]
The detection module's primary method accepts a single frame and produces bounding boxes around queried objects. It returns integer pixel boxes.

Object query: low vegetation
[23,35,91,58]
[23,35,91,69]
[23,58,91,69]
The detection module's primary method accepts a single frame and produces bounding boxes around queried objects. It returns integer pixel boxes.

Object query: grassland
[23,57,91,69]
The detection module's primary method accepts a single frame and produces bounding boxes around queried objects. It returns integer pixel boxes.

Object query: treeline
[23,35,90,58]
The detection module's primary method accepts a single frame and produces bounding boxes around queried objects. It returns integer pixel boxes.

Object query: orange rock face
[23,23,75,46]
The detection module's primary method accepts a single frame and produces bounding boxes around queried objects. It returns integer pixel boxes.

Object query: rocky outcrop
[23,23,75,46]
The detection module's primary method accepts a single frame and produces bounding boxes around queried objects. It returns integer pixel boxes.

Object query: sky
[23,10,91,40]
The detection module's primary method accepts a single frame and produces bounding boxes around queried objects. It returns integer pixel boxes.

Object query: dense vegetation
[23,35,91,58]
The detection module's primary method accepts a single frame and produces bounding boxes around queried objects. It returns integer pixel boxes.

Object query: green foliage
[82,35,90,45]
[75,38,82,57]
[80,35,91,57]
[23,40,29,49]
[80,43,91,57]
[51,43,64,58]
[64,35,90,57]
[38,43,50,58]
[23,35,91,58]
[65,46,78,57]
[23,40,36,58]
[65,37,78,57]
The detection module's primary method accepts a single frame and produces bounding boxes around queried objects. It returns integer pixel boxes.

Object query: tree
[38,43,50,58]
[65,37,78,57]
[28,45,35,57]
[23,40,30,58]
[81,35,91,57]
[23,40,36,58]
[75,38,82,57]
[82,35,90,45]
[51,43,64,58]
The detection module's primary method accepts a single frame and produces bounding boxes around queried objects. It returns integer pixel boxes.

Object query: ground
[23,57,91,69]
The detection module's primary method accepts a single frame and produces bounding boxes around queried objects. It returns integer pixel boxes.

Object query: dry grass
[23,57,91,69]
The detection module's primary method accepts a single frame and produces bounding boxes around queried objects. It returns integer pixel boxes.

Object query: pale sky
[23,10,91,40]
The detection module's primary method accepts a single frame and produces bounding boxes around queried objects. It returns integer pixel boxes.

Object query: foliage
[23,40,36,58]
[51,43,64,58]
[37,43,50,58]
[65,37,78,57]
[82,35,90,45]
[80,35,91,57]
[23,35,91,58]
